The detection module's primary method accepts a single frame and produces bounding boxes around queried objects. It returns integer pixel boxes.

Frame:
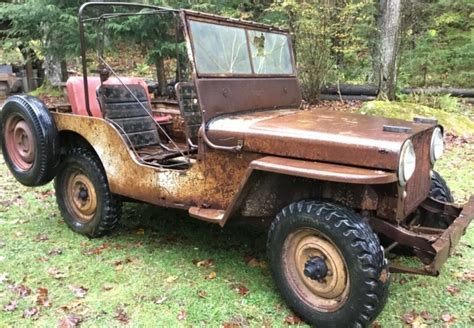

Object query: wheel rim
[65,171,97,222]
[282,228,350,312]
[4,115,35,170]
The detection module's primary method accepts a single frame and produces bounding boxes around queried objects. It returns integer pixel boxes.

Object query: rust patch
[53,112,259,210]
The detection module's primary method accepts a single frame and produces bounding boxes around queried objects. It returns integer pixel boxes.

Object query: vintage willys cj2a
[1,2,473,327]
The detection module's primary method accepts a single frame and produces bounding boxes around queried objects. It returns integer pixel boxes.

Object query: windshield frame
[183,14,297,78]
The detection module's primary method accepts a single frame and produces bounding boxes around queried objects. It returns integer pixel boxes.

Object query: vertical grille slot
[403,130,433,215]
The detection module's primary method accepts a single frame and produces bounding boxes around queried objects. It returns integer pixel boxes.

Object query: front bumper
[424,195,474,274]
[370,195,474,276]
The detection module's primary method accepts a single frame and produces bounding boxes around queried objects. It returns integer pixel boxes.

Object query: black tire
[267,200,389,328]
[429,171,454,203]
[54,147,121,238]
[1,95,58,186]
[421,171,454,228]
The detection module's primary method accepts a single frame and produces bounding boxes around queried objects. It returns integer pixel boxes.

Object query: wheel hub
[283,228,350,312]
[304,256,328,281]
[4,116,35,170]
[65,172,97,222]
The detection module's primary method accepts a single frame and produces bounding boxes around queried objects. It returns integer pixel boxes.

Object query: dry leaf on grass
[177,309,187,321]
[440,312,456,323]
[48,267,66,279]
[34,233,49,242]
[284,315,303,325]
[68,285,88,298]
[445,285,460,296]
[205,271,217,280]
[401,310,417,324]
[192,258,215,268]
[23,307,39,319]
[197,290,208,298]
[115,307,129,324]
[48,248,63,256]
[9,284,31,298]
[3,300,17,312]
[57,314,82,328]
[36,287,51,307]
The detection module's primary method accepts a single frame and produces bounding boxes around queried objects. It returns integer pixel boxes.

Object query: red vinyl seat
[66,76,171,124]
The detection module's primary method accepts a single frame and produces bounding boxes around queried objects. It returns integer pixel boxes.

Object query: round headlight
[398,140,416,186]
[430,127,444,164]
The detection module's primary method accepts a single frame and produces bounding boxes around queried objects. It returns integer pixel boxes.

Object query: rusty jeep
[1,2,473,327]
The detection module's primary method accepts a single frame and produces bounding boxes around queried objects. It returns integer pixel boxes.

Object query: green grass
[0,139,473,327]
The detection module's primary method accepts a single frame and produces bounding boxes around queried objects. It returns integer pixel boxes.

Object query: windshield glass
[188,20,294,76]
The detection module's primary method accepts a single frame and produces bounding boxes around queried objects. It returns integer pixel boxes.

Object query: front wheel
[55,148,121,238]
[267,200,389,327]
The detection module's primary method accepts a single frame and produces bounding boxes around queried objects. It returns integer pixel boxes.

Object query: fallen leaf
[154,296,167,304]
[9,284,31,298]
[446,285,460,296]
[34,233,49,242]
[68,285,88,298]
[197,290,208,298]
[420,310,433,321]
[440,312,456,323]
[23,307,39,319]
[245,257,267,269]
[36,287,51,307]
[102,283,114,291]
[462,270,474,282]
[223,323,240,328]
[59,299,84,312]
[205,271,217,280]
[37,256,49,262]
[115,307,129,324]
[3,300,17,312]
[48,248,63,256]
[57,314,82,328]
[177,309,187,321]
[84,243,109,255]
[48,267,66,279]
[14,231,24,237]
[234,285,249,296]
[136,228,145,235]
[371,321,382,328]
[284,315,303,325]
[399,278,407,285]
[165,276,178,283]
[401,310,417,324]
[192,258,215,268]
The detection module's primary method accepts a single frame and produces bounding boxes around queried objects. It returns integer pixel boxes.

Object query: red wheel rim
[4,114,36,171]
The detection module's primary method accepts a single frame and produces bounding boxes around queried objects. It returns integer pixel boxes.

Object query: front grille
[403,130,433,215]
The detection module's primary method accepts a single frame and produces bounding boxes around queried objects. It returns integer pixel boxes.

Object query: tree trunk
[155,57,166,96]
[374,0,402,100]
[44,52,62,86]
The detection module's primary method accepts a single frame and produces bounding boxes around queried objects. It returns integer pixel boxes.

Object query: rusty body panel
[53,112,259,210]
[196,78,302,121]
[207,108,434,170]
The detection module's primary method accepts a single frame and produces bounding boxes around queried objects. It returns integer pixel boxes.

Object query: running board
[188,207,225,223]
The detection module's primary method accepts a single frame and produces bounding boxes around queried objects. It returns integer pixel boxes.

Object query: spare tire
[1,95,59,186]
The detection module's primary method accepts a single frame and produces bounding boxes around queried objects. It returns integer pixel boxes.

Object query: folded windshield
[188,20,294,76]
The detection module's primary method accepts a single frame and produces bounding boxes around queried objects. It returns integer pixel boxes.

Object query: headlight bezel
[398,139,417,186]
[430,127,444,164]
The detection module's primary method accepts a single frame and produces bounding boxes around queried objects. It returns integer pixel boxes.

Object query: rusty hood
[206,109,435,170]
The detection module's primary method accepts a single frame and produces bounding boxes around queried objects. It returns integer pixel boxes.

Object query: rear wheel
[267,200,389,327]
[55,148,121,238]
